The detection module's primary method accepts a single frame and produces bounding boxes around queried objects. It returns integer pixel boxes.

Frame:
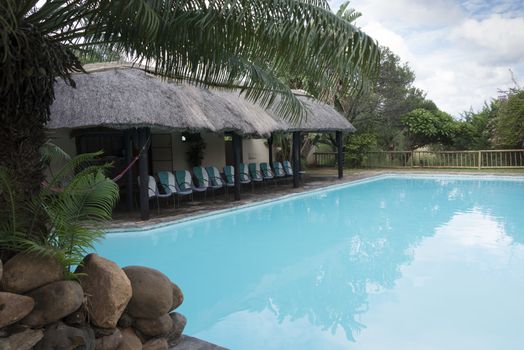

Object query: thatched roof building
[48,64,355,136]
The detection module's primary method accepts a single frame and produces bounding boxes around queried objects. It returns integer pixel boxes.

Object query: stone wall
[0,253,186,350]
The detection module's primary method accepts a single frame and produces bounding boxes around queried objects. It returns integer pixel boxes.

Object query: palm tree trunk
[0,25,82,260]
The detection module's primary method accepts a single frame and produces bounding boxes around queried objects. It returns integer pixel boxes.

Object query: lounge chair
[260,162,275,181]
[223,165,236,187]
[206,166,228,197]
[239,163,253,185]
[157,171,193,207]
[283,160,294,176]
[272,161,286,178]
[194,166,222,199]
[248,163,263,185]
[225,165,252,192]
[175,169,207,199]
[137,175,171,213]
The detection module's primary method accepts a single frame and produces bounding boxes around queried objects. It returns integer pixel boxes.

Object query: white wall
[202,133,226,168]
[243,138,269,164]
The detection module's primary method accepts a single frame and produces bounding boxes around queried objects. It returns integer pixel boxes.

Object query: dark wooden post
[232,132,242,201]
[268,134,273,168]
[138,127,151,220]
[336,131,344,179]
[124,129,134,211]
[292,131,301,188]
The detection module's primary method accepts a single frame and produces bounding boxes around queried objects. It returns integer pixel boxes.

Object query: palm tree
[0,0,379,238]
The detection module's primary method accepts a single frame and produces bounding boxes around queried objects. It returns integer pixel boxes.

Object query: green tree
[452,102,497,150]
[494,90,524,148]
[1,0,379,241]
[337,47,429,150]
[402,108,456,150]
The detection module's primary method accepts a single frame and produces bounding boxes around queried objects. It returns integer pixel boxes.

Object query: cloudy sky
[328,0,524,117]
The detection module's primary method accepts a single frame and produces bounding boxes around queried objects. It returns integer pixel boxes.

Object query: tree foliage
[494,90,524,149]
[402,108,456,150]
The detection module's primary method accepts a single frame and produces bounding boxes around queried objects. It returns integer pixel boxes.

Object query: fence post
[478,151,482,170]
[410,151,414,168]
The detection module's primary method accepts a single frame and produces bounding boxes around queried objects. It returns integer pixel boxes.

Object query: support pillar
[232,132,242,201]
[336,131,344,179]
[138,127,151,220]
[292,131,301,188]
[268,134,273,168]
[124,129,134,211]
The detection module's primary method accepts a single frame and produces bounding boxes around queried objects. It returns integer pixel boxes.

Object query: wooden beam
[123,129,134,211]
[336,131,344,179]
[138,127,150,220]
[268,134,273,168]
[232,132,242,201]
[292,131,301,188]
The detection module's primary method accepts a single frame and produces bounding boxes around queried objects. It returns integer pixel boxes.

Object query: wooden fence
[314,149,524,169]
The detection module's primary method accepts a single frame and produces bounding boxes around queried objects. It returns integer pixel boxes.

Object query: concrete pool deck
[108,168,524,230]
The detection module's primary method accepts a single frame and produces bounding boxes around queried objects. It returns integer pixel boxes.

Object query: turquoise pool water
[96,175,524,349]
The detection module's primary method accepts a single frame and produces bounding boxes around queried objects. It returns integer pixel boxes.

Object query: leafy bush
[344,133,378,167]
[0,147,119,273]
[183,133,207,167]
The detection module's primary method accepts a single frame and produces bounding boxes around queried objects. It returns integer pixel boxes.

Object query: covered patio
[48,63,355,220]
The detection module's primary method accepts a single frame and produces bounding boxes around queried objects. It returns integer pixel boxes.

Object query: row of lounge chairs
[138,161,294,211]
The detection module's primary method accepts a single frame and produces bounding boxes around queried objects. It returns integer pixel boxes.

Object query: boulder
[0,292,35,328]
[169,283,184,312]
[21,280,84,327]
[76,254,132,328]
[34,322,93,350]
[1,253,63,293]
[123,266,172,318]
[142,338,168,350]
[95,329,123,350]
[166,312,187,346]
[0,259,3,281]
[134,314,172,338]
[0,328,44,350]
[116,328,142,350]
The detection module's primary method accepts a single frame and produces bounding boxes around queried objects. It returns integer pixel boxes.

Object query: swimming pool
[97,174,524,349]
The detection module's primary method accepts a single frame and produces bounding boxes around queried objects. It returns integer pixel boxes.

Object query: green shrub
[0,146,119,274]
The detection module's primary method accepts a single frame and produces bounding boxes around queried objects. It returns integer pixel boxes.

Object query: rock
[166,313,187,346]
[76,254,132,329]
[95,329,123,350]
[116,328,142,350]
[117,313,134,328]
[0,292,35,328]
[0,259,3,281]
[1,253,63,293]
[35,322,93,350]
[78,326,96,350]
[123,266,172,319]
[21,280,84,327]
[134,314,172,338]
[142,338,168,350]
[169,283,184,312]
[0,328,44,350]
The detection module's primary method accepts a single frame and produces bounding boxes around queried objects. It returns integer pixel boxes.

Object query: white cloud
[329,0,524,116]
[451,14,524,64]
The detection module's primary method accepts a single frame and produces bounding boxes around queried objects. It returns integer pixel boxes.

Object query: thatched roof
[48,64,355,136]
